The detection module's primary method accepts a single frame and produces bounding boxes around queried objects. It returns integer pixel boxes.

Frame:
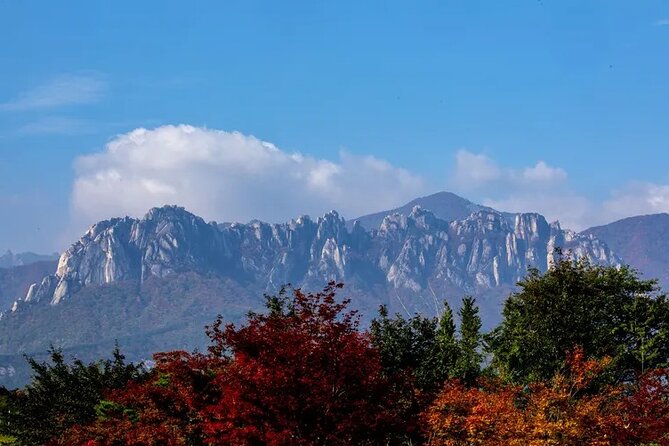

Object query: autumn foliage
[424,348,669,445]
[55,283,412,446]
[201,282,410,445]
[58,351,220,445]
[4,261,669,445]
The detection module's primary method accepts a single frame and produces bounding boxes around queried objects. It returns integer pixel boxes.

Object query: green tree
[488,251,669,384]
[433,302,459,381]
[0,387,15,445]
[453,296,483,385]
[1,346,146,446]
[370,305,439,390]
[370,301,465,391]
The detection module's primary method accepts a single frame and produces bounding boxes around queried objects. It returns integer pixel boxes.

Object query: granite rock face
[14,204,620,322]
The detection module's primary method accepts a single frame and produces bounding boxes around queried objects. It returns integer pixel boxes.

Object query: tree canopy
[370,296,483,391]
[1,346,145,446]
[3,258,669,444]
[488,251,669,383]
[56,282,413,446]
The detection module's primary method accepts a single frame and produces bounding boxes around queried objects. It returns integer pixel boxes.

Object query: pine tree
[432,301,458,384]
[370,305,439,390]
[454,296,482,385]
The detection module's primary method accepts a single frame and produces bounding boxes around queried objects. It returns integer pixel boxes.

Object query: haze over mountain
[583,213,669,291]
[0,251,59,269]
[0,192,623,387]
[0,260,58,311]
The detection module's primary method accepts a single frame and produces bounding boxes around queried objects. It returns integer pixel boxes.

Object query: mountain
[349,191,514,230]
[583,214,669,290]
[0,261,58,311]
[0,197,620,387]
[11,204,618,319]
[0,250,59,269]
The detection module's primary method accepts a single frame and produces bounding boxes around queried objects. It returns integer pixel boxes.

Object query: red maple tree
[201,282,412,445]
[60,282,413,445]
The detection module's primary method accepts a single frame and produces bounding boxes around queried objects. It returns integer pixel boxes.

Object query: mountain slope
[583,213,669,289]
[0,203,619,387]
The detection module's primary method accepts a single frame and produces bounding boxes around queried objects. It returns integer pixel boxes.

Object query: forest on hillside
[2,253,669,445]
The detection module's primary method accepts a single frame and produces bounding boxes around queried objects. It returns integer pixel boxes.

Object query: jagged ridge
[14,204,620,323]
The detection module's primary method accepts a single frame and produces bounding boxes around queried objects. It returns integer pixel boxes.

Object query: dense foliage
[55,283,412,445]
[0,347,146,445]
[424,347,669,445]
[3,255,669,445]
[488,251,669,383]
[370,296,482,391]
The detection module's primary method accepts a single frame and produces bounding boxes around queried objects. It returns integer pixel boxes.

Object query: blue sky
[1,1,668,252]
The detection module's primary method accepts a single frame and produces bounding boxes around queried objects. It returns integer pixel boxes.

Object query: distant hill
[0,251,59,269]
[349,191,514,230]
[583,214,669,290]
[0,260,58,311]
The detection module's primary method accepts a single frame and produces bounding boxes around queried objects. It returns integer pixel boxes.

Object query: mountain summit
[349,191,511,230]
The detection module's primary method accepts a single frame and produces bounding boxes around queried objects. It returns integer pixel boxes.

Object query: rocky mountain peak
[514,213,550,240]
[316,210,347,242]
[408,205,439,230]
[143,204,191,221]
[13,202,621,329]
[379,213,409,234]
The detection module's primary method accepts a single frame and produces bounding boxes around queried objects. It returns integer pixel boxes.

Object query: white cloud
[71,125,425,226]
[603,183,669,219]
[449,150,669,231]
[450,150,589,229]
[68,134,669,238]
[453,150,501,187]
[0,74,106,111]
[452,150,566,190]
[522,161,567,182]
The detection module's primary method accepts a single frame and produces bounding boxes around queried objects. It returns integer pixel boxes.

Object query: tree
[432,302,459,384]
[371,299,470,391]
[58,350,221,446]
[371,304,440,391]
[0,387,16,446]
[612,367,669,444]
[200,282,411,445]
[370,298,484,390]
[423,348,630,445]
[59,283,413,445]
[425,349,669,445]
[487,251,669,383]
[423,379,524,445]
[453,296,482,385]
[1,346,145,446]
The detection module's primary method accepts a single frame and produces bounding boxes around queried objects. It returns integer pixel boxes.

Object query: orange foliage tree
[423,347,669,445]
